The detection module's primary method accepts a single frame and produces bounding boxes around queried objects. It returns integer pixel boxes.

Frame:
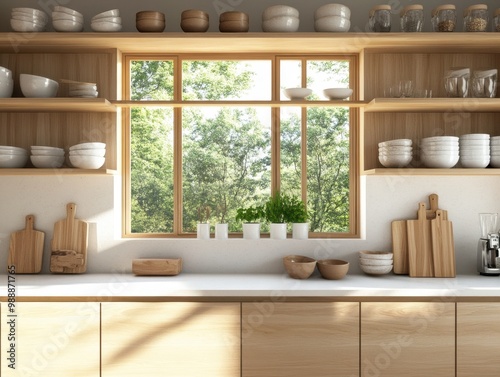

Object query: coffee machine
[477,213,500,276]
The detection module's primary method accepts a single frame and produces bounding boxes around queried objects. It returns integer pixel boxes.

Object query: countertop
[2,273,500,300]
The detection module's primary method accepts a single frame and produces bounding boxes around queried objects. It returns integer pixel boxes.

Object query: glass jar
[431,4,457,32]
[369,5,391,32]
[471,69,497,98]
[400,5,424,32]
[494,8,500,32]
[463,4,488,32]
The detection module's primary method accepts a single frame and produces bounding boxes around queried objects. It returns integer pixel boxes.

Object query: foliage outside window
[124,54,358,238]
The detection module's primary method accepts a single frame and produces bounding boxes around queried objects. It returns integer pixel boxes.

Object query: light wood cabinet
[457,302,500,376]
[361,302,455,377]
[101,302,240,377]
[0,302,100,377]
[242,302,359,377]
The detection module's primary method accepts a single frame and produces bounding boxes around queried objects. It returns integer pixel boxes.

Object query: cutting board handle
[417,202,427,220]
[25,215,34,230]
[429,194,438,212]
[66,203,76,219]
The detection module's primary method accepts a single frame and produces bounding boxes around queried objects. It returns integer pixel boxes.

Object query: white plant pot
[197,223,210,239]
[242,223,260,239]
[215,223,229,239]
[270,223,287,240]
[292,222,309,239]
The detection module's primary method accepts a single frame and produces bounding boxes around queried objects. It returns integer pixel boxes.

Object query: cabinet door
[242,302,359,377]
[457,302,500,376]
[361,302,455,377]
[101,302,240,377]
[0,302,100,377]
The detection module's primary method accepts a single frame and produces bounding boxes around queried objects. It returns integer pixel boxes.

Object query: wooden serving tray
[132,258,182,276]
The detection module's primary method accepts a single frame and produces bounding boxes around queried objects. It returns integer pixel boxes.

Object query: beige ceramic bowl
[182,9,209,20]
[220,11,248,22]
[181,18,209,32]
[136,19,165,32]
[283,255,316,279]
[358,251,393,260]
[219,20,249,32]
[317,259,349,280]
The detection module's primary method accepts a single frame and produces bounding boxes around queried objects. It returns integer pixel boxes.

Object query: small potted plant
[196,205,211,239]
[283,195,309,239]
[235,205,264,239]
[264,191,288,239]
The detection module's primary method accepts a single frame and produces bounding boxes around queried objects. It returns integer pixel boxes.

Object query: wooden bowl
[219,20,249,32]
[136,11,165,21]
[181,9,208,21]
[283,255,316,279]
[181,17,209,32]
[219,11,248,22]
[317,259,349,280]
[136,19,165,32]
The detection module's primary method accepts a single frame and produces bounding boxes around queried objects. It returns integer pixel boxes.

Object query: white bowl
[0,149,28,156]
[0,154,28,168]
[421,153,459,168]
[378,153,412,168]
[92,9,120,20]
[0,145,28,154]
[11,13,48,25]
[91,21,122,32]
[460,155,490,168]
[460,146,490,153]
[421,136,459,143]
[460,140,490,147]
[31,148,65,156]
[69,155,105,169]
[70,142,106,150]
[53,6,83,18]
[283,87,312,100]
[262,16,299,32]
[20,74,59,98]
[12,8,48,22]
[94,16,121,24]
[378,139,412,147]
[69,149,106,157]
[490,155,500,168]
[379,146,412,153]
[323,87,352,100]
[53,19,84,32]
[421,145,459,152]
[314,3,351,19]
[10,19,46,32]
[30,155,64,168]
[0,79,14,98]
[51,11,83,22]
[360,264,393,275]
[262,5,299,20]
[359,251,393,260]
[314,16,350,32]
[490,136,500,144]
[359,258,394,266]
[0,66,12,79]
[460,133,490,140]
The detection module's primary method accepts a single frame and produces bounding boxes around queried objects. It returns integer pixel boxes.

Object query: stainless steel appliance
[477,213,500,276]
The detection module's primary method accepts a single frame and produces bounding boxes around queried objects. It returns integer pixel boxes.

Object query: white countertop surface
[2,273,500,299]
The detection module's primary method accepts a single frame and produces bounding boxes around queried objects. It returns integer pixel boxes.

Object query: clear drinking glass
[479,213,498,238]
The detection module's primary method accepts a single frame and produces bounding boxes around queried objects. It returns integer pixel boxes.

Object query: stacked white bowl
[490,136,500,168]
[0,146,28,168]
[11,7,48,32]
[378,139,412,168]
[68,81,98,98]
[262,5,300,32]
[459,133,490,168]
[69,142,106,169]
[52,6,84,32]
[20,74,59,98]
[420,136,459,168]
[314,3,351,32]
[91,9,122,32]
[359,251,393,275]
[0,66,14,98]
[30,146,65,168]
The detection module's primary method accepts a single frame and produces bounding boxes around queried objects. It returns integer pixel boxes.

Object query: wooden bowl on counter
[219,11,249,32]
[181,9,209,32]
[317,259,349,280]
[283,255,316,279]
[136,11,165,32]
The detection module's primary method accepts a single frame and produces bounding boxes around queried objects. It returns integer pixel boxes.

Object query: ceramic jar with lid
[400,4,424,32]
[431,4,457,32]
[463,4,488,32]
[369,5,391,32]
[494,8,500,32]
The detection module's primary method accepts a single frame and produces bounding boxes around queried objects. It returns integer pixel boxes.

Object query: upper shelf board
[0,98,115,112]
[366,98,500,113]
[2,33,500,54]
[112,100,367,108]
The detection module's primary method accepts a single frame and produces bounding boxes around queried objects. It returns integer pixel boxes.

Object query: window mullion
[173,57,183,235]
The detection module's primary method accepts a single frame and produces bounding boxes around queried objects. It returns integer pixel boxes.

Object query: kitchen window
[123,54,359,238]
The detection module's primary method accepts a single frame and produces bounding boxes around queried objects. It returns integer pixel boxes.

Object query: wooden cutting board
[407,202,434,277]
[427,193,448,220]
[431,210,456,277]
[8,215,45,274]
[50,203,89,274]
[392,219,409,274]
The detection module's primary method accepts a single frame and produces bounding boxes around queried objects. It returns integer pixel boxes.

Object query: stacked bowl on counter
[262,5,300,32]
[490,136,500,168]
[30,146,65,168]
[91,9,122,32]
[11,7,48,32]
[52,6,84,32]
[0,146,28,168]
[359,251,393,275]
[420,136,459,168]
[0,66,14,98]
[378,139,412,168]
[459,133,490,168]
[314,3,351,32]
[69,142,106,169]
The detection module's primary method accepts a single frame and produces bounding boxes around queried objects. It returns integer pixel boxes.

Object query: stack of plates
[0,146,28,168]
[30,146,65,168]
[420,136,459,168]
[459,133,490,168]
[69,142,106,169]
[378,139,412,168]
[91,9,122,32]
[64,80,98,98]
[52,6,83,32]
[490,136,500,168]
[11,7,48,32]
[359,251,393,275]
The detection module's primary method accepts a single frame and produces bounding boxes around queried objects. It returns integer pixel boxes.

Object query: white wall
[0,0,499,275]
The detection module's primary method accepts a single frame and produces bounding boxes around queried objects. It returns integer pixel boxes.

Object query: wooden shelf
[366,98,500,113]
[0,98,116,112]
[363,168,500,176]
[0,168,117,176]
[113,100,367,108]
